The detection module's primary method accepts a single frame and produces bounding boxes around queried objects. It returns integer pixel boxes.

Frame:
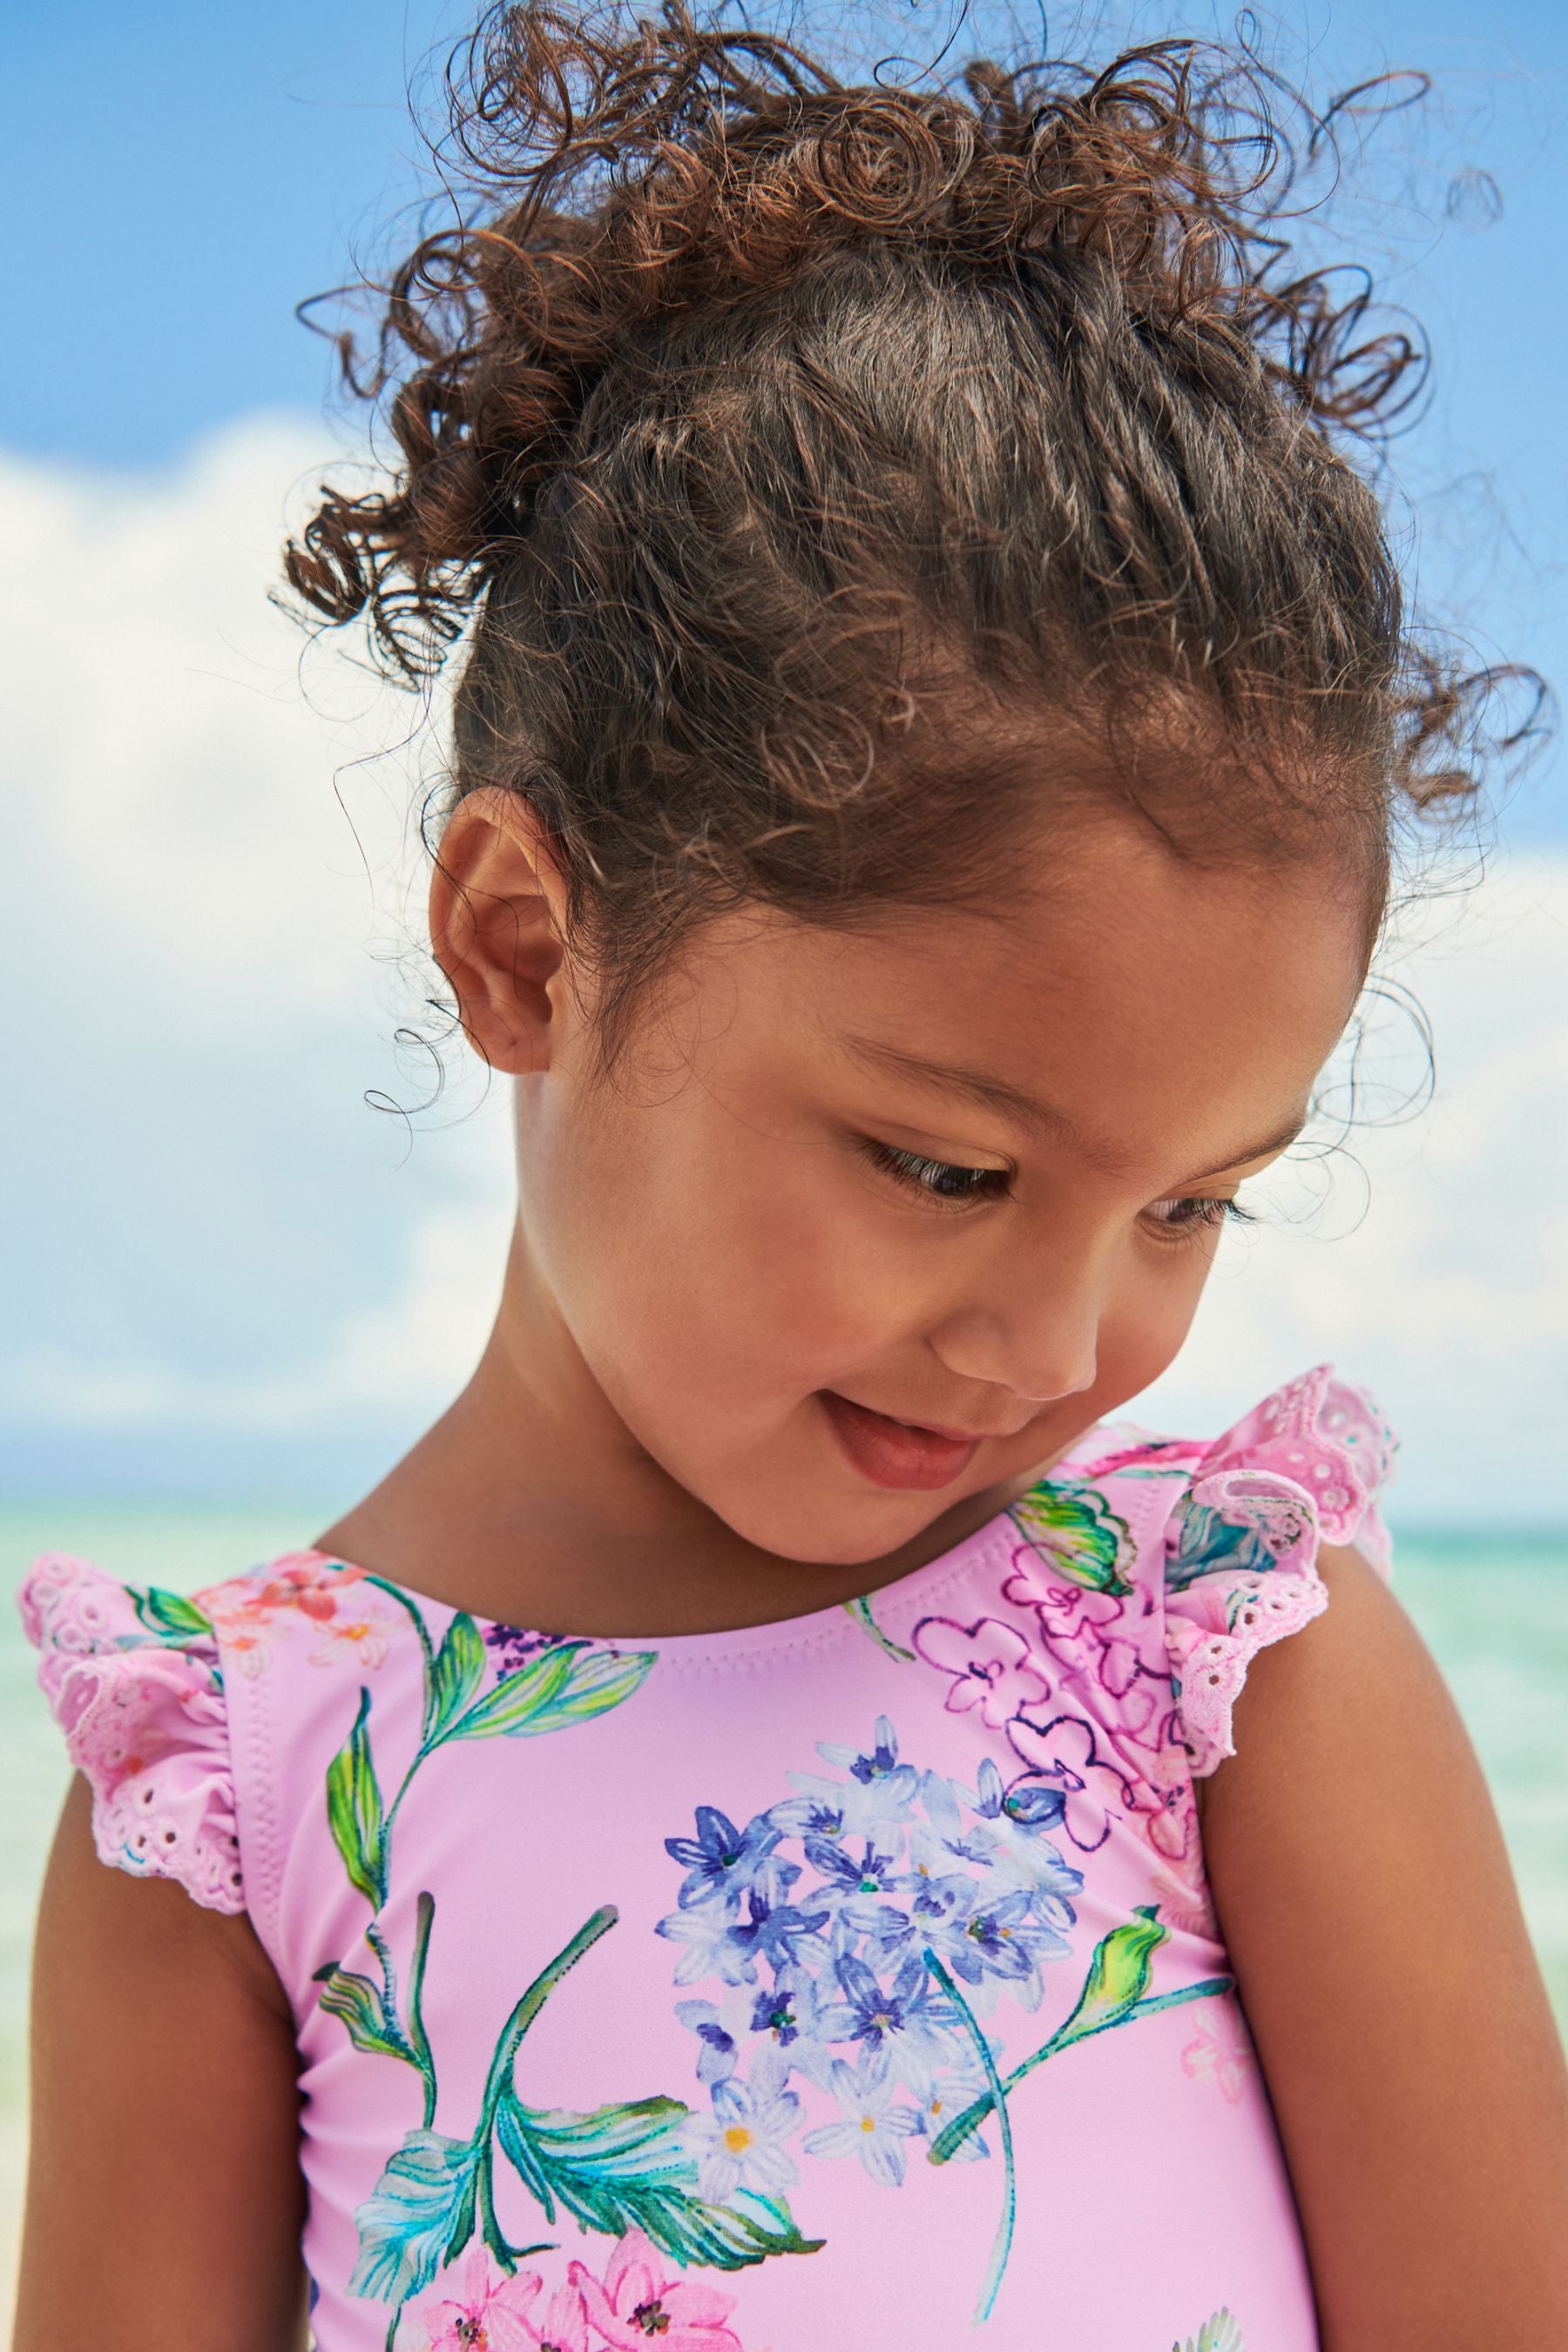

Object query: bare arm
[14,1774,308,2351]
[1200,1543,1568,2349]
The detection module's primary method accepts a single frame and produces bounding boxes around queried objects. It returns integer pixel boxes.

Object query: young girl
[16,10,1568,2349]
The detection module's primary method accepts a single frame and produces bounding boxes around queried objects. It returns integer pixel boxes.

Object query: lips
[819,1391,985,1491]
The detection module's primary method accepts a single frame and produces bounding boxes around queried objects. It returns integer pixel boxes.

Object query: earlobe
[429,787,570,1075]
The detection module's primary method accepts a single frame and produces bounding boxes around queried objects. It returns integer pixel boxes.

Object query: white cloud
[3,420,1565,1519]
[1137,855,1568,1518]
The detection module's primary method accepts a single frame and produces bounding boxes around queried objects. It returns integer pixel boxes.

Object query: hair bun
[285,3,1424,674]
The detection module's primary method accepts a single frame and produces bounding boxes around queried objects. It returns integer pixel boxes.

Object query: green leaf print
[423,1611,485,1743]
[313,1963,416,2066]
[842,1592,916,1662]
[496,2091,821,2269]
[446,1640,657,1742]
[348,2129,483,2304]
[129,1585,214,1643]
[1009,1480,1132,1595]
[1173,2311,1247,2352]
[327,1686,387,1909]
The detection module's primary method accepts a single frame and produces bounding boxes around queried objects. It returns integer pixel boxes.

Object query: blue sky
[3,3,1566,1519]
[7,0,1567,840]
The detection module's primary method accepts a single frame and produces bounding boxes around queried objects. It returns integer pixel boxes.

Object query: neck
[314,1221,1034,1639]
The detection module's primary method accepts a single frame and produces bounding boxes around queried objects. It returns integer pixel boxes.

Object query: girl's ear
[429,787,571,1074]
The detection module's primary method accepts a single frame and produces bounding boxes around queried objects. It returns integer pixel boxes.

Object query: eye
[862,1139,1010,1206]
[1145,1194,1256,1240]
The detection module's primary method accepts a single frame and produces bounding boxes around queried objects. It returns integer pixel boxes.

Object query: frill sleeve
[18,1552,245,1913]
[1162,1366,1397,1778]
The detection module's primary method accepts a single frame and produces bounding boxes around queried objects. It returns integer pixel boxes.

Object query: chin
[708,1481,956,1571]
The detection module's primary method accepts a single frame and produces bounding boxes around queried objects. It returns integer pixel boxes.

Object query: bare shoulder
[1199,1544,1568,2349]
[16,1775,308,2349]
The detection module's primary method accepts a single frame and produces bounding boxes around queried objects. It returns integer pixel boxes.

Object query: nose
[927,1257,1102,1407]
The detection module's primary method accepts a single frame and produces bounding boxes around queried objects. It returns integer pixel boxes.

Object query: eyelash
[863,1140,1258,1235]
[1145,1194,1257,1240]
[862,1141,1010,1204]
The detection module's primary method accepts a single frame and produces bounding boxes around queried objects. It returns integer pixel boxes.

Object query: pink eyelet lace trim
[19,1553,245,1915]
[1165,1368,1396,1777]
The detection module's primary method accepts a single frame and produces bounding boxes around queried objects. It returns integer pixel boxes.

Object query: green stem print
[309,1593,818,2343]
[926,1908,1232,2170]
[923,1950,1018,2325]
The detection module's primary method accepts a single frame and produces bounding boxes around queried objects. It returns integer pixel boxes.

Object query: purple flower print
[687,2042,801,2203]
[801,2045,922,2186]
[814,1949,960,2093]
[660,1888,829,1987]
[746,1965,837,2086]
[811,1714,921,1823]
[482,1621,556,1677]
[961,1759,1083,1922]
[911,1614,1050,1728]
[673,1998,739,2087]
[660,1719,1085,2239]
[1005,1713,1136,1854]
[918,1882,1068,2010]
[902,1770,1000,1889]
[665,1805,786,1916]
[801,1835,909,1941]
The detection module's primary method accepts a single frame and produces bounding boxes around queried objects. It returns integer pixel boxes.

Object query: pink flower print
[570,2228,742,2351]
[1150,1859,1220,1944]
[516,2277,592,2352]
[1001,1545,1127,1632]
[415,2247,547,2351]
[308,1598,394,1670]
[1002,1551,1144,1694]
[213,1619,274,1679]
[1181,2007,1255,2104]
[1004,1713,1132,1853]
[911,1615,1049,1728]
[194,1553,367,1635]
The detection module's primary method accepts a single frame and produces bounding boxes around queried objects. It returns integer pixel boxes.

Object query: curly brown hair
[285,3,1524,1045]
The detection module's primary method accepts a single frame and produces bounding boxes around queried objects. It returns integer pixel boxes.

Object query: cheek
[1093,1237,1218,1405]
[536,1092,927,1408]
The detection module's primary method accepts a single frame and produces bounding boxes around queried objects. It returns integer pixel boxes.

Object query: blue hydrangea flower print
[657,1714,1085,2195]
[654,1715,1236,2324]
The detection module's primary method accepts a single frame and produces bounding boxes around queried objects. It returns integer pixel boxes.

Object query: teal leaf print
[1166,1497,1281,1592]
[423,1612,485,1743]
[495,2091,821,2271]
[129,1585,214,1644]
[327,1686,387,1909]
[1009,1482,1132,1596]
[447,1641,657,1743]
[348,2128,481,2304]
[1173,2311,1247,2352]
[313,1963,416,2067]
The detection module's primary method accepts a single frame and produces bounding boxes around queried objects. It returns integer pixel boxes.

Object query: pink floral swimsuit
[21,1366,1395,2352]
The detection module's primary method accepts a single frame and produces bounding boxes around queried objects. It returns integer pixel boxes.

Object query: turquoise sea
[1,1505,1565,2302]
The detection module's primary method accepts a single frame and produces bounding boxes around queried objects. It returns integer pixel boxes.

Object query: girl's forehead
[661,833,1367,1170]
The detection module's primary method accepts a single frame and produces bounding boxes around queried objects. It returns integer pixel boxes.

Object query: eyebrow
[841,1033,1306,1183]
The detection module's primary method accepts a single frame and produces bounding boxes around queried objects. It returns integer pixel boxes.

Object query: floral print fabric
[19,1366,1393,2352]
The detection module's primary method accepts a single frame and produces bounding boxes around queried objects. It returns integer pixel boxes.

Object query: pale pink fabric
[20,1367,1394,2352]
